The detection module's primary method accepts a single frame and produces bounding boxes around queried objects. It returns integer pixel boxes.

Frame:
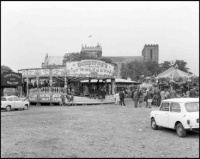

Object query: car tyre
[23,105,28,110]
[6,106,11,112]
[176,123,186,137]
[151,118,158,130]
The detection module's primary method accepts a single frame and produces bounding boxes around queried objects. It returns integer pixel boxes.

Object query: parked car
[150,98,199,137]
[1,95,30,111]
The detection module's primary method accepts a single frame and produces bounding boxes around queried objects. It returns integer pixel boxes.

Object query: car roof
[163,98,199,103]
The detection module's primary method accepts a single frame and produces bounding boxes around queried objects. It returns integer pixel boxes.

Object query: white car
[150,98,199,137]
[1,95,30,111]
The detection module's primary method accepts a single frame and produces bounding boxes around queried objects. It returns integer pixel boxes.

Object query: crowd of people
[114,86,199,108]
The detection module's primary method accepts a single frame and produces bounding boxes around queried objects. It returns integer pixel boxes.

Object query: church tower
[142,44,159,63]
[80,43,102,59]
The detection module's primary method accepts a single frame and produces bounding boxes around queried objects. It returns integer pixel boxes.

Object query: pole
[26,77,29,97]
[111,78,115,95]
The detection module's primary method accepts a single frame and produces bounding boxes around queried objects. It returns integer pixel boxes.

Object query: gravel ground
[1,98,199,158]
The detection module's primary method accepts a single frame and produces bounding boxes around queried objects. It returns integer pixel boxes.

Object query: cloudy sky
[1,1,199,75]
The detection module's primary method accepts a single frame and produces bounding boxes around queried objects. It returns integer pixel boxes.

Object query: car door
[168,102,182,129]
[155,102,170,127]
[13,96,22,109]
[7,97,15,108]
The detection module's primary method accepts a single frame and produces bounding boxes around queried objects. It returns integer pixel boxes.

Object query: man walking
[146,88,153,108]
[133,89,139,108]
[119,90,126,106]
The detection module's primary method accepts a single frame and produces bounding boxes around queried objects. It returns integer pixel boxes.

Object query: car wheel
[23,105,28,110]
[176,123,186,137]
[151,118,158,130]
[6,106,11,112]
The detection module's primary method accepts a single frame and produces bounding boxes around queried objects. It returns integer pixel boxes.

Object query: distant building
[41,44,159,77]
[80,43,102,59]
[142,44,159,63]
[42,53,64,68]
[103,56,143,78]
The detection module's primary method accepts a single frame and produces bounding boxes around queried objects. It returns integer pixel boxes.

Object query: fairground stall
[81,78,139,97]
[156,66,194,92]
[1,72,22,96]
[18,59,116,105]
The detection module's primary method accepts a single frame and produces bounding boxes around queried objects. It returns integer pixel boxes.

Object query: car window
[1,97,7,101]
[170,102,181,113]
[160,102,169,111]
[7,97,14,101]
[185,102,199,112]
[13,96,20,101]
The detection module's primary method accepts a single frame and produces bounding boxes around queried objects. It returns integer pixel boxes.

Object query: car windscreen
[1,97,7,101]
[185,102,199,112]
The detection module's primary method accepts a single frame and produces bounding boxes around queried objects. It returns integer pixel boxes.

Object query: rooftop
[104,56,143,63]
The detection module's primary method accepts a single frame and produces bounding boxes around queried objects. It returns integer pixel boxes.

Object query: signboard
[52,69,64,76]
[18,70,28,77]
[1,72,22,87]
[38,69,50,77]
[66,60,114,78]
[27,69,38,77]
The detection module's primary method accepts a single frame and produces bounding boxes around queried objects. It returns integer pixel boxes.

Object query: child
[114,92,120,105]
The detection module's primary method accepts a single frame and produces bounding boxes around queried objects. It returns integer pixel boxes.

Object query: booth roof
[81,78,138,83]
[157,67,188,78]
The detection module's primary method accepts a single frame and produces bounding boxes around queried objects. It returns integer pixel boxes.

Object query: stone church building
[42,44,159,78]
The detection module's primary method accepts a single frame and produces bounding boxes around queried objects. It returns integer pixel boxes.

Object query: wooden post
[64,76,68,94]
[111,78,115,95]
[26,77,29,97]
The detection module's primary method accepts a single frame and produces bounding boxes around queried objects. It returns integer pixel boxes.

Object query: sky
[1,1,199,75]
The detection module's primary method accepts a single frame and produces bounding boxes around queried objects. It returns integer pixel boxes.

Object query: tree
[1,65,13,74]
[159,60,190,73]
[159,61,171,72]
[144,61,162,76]
[121,61,148,81]
[100,57,113,64]
[175,60,190,73]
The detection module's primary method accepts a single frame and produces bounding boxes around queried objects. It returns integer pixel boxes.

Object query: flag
[88,35,92,38]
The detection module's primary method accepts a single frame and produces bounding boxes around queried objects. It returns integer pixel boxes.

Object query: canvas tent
[157,66,188,79]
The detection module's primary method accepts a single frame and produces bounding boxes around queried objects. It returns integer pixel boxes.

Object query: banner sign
[38,69,50,77]
[52,69,64,76]
[1,72,22,87]
[66,60,114,78]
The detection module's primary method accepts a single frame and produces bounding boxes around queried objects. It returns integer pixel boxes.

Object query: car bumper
[185,125,199,131]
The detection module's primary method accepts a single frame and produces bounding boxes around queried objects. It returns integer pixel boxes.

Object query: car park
[1,95,30,111]
[150,98,199,137]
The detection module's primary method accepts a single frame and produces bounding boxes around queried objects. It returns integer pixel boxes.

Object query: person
[59,93,65,106]
[160,89,165,103]
[143,89,148,107]
[33,81,37,88]
[66,91,74,106]
[195,90,199,98]
[169,88,177,99]
[101,87,106,100]
[119,90,126,106]
[164,88,170,99]
[138,88,143,107]
[190,88,196,98]
[131,89,136,107]
[186,89,190,98]
[114,91,120,105]
[155,87,161,106]
[146,88,153,108]
[133,89,139,108]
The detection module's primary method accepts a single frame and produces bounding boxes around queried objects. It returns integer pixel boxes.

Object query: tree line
[120,60,192,81]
